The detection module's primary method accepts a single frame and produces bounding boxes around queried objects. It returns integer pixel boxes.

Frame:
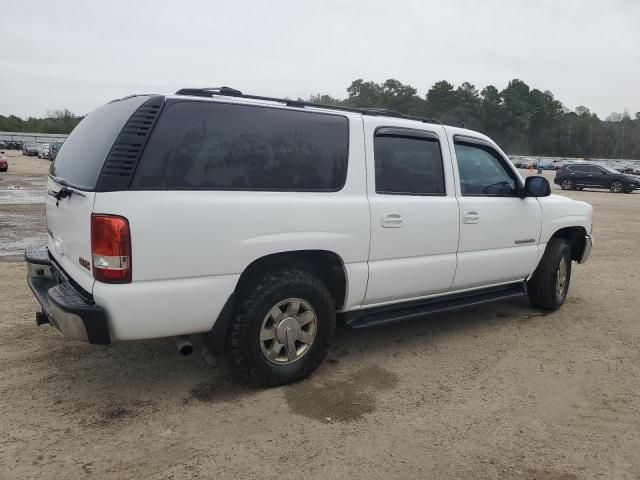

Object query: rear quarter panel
[92,114,370,340]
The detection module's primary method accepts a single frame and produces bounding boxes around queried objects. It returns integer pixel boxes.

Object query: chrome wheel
[561,179,573,190]
[610,181,623,193]
[259,298,317,365]
[556,257,568,301]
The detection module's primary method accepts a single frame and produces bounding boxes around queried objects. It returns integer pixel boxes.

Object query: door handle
[381,212,403,228]
[463,211,480,224]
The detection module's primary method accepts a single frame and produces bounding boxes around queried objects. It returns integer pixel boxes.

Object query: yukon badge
[514,238,535,245]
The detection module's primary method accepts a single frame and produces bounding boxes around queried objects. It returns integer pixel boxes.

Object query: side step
[342,282,527,329]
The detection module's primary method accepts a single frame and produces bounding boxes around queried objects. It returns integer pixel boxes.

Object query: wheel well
[236,250,347,309]
[550,227,587,261]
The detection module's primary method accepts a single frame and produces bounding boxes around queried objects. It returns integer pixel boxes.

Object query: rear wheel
[228,269,335,386]
[528,238,572,311]
[561,179,574,190]
[610,181,624,193]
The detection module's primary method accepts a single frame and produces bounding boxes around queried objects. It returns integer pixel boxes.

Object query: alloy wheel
[561,179,573,190]
[556,257,568,302]
[259,298,318,365]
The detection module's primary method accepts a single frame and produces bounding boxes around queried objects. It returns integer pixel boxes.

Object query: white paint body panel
[452,196,542,289]
[93,273,239,340]
[45,177,96,293]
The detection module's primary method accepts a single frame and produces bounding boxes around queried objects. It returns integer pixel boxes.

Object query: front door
[363,119,460,306]
[449,135,543,290]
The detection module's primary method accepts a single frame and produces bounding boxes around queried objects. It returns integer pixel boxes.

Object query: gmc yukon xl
[26,87,593,386]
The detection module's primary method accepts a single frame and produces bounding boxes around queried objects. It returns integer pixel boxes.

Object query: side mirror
[522,176,551,197]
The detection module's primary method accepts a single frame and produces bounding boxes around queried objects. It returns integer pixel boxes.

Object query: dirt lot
[1,154,639,479]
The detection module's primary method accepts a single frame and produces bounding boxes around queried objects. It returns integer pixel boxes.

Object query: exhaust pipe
[175,336,194,356]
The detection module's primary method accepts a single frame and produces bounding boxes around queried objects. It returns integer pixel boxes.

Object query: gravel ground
[0,154,639,479]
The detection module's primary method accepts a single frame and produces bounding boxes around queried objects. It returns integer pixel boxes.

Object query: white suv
[26,87,593,386]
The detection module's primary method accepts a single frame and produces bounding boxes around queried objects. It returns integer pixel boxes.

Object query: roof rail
[174,87,442,125]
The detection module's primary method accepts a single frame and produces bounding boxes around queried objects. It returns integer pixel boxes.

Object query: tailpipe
[175,336,194,356]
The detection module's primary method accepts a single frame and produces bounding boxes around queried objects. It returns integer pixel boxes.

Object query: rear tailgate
[46,95,152,293]
[46,179,96,292]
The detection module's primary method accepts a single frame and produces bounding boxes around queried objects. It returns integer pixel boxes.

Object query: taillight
[91,214,131,283]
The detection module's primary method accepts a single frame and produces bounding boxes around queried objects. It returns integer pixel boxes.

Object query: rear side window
[50,95,150,189]
[374,133,445,195]
[133,101,349,191]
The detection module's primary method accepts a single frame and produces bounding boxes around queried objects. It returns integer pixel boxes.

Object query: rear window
[50,95,150,189]
[133,101,349,191]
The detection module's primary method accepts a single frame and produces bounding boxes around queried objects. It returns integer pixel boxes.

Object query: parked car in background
[516,158,536,169]
[5,141,23,150]
[554,163,640,193]
[537,161,553,170]
[612,163,635,174]
[37,144,51,159]
[22,144,39,156]
[50,141,64,161]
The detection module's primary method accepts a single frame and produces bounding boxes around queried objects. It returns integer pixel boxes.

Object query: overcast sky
[2,0,639,119]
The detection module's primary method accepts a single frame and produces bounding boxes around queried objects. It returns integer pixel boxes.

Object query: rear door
[568,165,591,186]
[363,119,459,305]
[46,95,151,293]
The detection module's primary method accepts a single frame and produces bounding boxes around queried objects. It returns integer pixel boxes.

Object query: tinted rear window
[50,95,150,189]
[374,135,445,195]
[133,101,349,191]
[569,165,589,172]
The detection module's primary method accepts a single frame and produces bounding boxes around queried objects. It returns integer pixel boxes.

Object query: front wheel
[561,179,574,190]
[528,238,572,311]
[228,269,335,386]
[610,181,624,193]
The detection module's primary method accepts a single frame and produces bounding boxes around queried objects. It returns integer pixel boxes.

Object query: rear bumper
[579,234,593,264]
[25,247,111,344]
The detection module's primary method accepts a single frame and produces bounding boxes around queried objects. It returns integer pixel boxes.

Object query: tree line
[0,109,83,135]
[2,80,639,159]
[310,78,640,159]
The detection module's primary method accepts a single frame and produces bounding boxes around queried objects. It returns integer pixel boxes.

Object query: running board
[342,282,527,329]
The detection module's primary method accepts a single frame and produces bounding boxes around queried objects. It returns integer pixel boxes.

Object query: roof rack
[174,87,442,125]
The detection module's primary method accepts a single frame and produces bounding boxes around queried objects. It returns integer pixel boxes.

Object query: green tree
[425,80,457,119]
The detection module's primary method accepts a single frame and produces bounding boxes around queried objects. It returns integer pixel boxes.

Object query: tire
[528,238,572,311]
[560,179,574,190]
[610,181,624,193]
[228,269,335,386]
